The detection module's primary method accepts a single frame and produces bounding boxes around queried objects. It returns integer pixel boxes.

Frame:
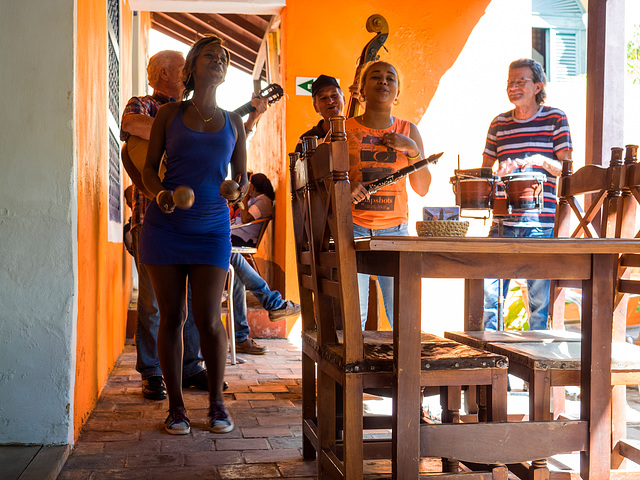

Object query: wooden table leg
[392,254,422,479]
[580,254,616,479]
[464,278,485,331]
[530,369,551,421]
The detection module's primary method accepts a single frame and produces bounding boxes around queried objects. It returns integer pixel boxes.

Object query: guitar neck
[233,101,255,117]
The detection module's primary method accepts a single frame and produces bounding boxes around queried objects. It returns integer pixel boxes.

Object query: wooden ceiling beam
[153,12,199,44]
[219,13,269,38]
[150,12,269,80]
[181,13,259,62]
[191,13,262,50]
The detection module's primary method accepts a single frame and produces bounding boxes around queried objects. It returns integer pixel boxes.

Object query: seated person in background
[231,173,274,246]
[230,173,301,355]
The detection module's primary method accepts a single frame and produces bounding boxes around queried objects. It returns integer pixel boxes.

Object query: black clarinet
[365,152,443,195]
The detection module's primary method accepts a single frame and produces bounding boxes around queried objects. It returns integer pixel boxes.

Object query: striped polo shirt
[484,105,572,228]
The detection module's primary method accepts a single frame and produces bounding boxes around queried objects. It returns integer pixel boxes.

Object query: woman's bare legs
[146,264,189,410]
[187,264,229,405]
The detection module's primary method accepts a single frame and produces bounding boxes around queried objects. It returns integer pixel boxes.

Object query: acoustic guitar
[125,83,285,179]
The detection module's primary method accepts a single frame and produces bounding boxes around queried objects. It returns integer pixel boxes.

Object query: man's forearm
[121,114,154,140]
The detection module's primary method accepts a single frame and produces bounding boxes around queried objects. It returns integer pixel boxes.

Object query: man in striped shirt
[482,58,572,331]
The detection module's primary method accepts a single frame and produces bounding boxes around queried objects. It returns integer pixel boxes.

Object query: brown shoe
[235,338,268,355]
[268,300,301,321]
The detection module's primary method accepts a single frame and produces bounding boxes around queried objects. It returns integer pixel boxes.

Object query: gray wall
[0,0,77,444]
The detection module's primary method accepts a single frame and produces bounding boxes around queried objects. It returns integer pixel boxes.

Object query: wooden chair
[444,330,581,419]
[446,330,640,422]
[223,264,239,365]
[289,119,583,479]
[231,215,272,277]
[548,144,640,468]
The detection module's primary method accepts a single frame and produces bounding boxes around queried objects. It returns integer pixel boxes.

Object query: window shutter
[554,31,578,78]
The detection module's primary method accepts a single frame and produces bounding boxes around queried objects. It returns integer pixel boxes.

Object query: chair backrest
[554,146,638,240]
[290,119,364,360]
[230,215,272,249]
[253,215,271,249]
[552,145,640,332]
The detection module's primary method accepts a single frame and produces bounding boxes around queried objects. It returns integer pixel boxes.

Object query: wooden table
[355,236,640,480]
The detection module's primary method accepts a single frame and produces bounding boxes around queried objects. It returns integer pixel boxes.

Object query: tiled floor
[54,336,640,480]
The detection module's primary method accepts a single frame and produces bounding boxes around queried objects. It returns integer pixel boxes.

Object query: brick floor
[58,338,640,479]
[58,339,321,480]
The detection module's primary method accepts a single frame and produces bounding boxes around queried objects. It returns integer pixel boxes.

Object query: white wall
[412,0,533,335]
[0,0,77,444]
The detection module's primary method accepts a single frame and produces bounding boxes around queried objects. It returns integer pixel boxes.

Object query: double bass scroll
[346,14,390,118]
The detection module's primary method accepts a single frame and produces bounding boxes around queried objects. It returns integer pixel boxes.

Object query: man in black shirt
[295,74,345,153]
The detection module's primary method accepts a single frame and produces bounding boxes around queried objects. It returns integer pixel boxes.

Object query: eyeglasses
[506,78,533,89]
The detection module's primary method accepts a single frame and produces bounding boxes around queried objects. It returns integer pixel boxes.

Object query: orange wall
[74,0,139,439]
[245,100,287,292]
[282,0,491,151]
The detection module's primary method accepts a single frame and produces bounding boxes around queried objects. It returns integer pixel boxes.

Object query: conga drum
[502,171,546,211]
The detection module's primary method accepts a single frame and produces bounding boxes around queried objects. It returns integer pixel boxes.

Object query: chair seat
[231,245,258,255]
[444,329,581,350]
[304,330,507,373]
[486,341,640,372]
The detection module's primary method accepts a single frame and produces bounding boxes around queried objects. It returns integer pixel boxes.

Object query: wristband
[406,152,421,160]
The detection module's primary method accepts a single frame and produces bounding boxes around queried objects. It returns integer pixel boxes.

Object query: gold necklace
[191,100,217,123]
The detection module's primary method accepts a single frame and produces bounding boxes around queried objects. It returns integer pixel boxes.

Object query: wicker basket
[416,220,469,237]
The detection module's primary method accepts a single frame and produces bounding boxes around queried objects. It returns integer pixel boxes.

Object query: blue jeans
[230,252,285,343]
[353,223,409,329]
[132,226,204,379]
[483,224,553,331]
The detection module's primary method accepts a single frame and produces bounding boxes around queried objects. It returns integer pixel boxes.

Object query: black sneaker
[142,376,167,400]
[164,407,190,435]
[182,370,209,391]
[268,300,301,321]
[209,401,234,433]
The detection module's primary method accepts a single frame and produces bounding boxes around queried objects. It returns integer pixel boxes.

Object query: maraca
[220,179,242,202]
[173,185,195,209]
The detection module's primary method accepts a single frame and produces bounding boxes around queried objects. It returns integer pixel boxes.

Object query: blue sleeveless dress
[139,107,235,268]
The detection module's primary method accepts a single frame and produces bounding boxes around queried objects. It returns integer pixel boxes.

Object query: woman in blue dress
[141,35,247,435]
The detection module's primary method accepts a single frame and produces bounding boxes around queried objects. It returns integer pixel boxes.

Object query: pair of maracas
[167,179,242,210]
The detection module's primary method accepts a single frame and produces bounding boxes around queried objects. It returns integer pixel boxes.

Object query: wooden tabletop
[354,236,640,255]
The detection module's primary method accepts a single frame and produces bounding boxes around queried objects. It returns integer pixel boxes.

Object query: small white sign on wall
[296,77,315,96]
[296,77,341,96]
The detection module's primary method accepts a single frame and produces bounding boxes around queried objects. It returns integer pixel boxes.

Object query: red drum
[502,171,546,211]
[450,176,498,209]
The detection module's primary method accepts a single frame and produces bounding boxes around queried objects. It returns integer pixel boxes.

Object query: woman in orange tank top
[346,60,432,329]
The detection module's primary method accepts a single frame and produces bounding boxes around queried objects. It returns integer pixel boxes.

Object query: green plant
[503,284,529,331]
[628,24,640,84]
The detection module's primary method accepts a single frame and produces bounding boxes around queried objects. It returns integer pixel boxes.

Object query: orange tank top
[346,116,412,229]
